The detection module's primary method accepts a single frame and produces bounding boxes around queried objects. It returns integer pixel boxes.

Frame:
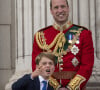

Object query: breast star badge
[71,57,79,67]
[71,45,79,55]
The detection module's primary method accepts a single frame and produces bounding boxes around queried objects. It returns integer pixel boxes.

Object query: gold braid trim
[36,31,65,52]
[38,32,43,45]
[53,32,66,56]
[67,74,86,90]
[49,76,61,90]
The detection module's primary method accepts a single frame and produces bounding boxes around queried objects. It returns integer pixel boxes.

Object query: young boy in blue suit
[12,52,59,90]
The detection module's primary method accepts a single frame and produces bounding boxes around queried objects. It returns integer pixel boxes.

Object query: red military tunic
[32,21,94,90]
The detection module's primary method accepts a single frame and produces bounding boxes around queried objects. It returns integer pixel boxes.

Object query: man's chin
[56,19,67,24]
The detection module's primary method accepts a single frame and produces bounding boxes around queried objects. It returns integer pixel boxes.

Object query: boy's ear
[53,67,55,71]
[36,65,39,69]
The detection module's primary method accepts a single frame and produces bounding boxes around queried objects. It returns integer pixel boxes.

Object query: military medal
[71,45,79,55]
[76,40,79,44]
[76,37,80,44]
[68,34,73,43]
[71,57,79,67]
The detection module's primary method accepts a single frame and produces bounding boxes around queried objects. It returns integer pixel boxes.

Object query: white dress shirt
[39,75,48,90]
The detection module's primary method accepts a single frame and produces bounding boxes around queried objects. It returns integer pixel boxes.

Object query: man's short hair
[35,52,56,65]
[50,0,69,9]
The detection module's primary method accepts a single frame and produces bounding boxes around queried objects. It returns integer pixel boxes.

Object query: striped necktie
[42,81,47,90]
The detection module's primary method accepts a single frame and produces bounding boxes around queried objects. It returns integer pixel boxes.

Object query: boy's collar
[39,75,49,83]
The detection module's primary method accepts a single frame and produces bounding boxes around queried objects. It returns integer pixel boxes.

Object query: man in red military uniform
[32,0,94,90]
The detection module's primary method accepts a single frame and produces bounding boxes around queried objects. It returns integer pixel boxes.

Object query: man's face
[37,57,55,79]
[50,0,69,25]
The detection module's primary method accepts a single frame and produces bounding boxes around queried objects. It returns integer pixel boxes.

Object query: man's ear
[50,8,53,15]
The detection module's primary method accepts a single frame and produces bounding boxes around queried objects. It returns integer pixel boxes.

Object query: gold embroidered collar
[53,21,72,31]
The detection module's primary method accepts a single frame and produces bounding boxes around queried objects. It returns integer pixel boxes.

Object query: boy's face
[37,57,55,79]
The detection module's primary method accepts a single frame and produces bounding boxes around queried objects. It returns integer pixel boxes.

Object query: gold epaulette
[67,74,86,90]
[49,76,61,90]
